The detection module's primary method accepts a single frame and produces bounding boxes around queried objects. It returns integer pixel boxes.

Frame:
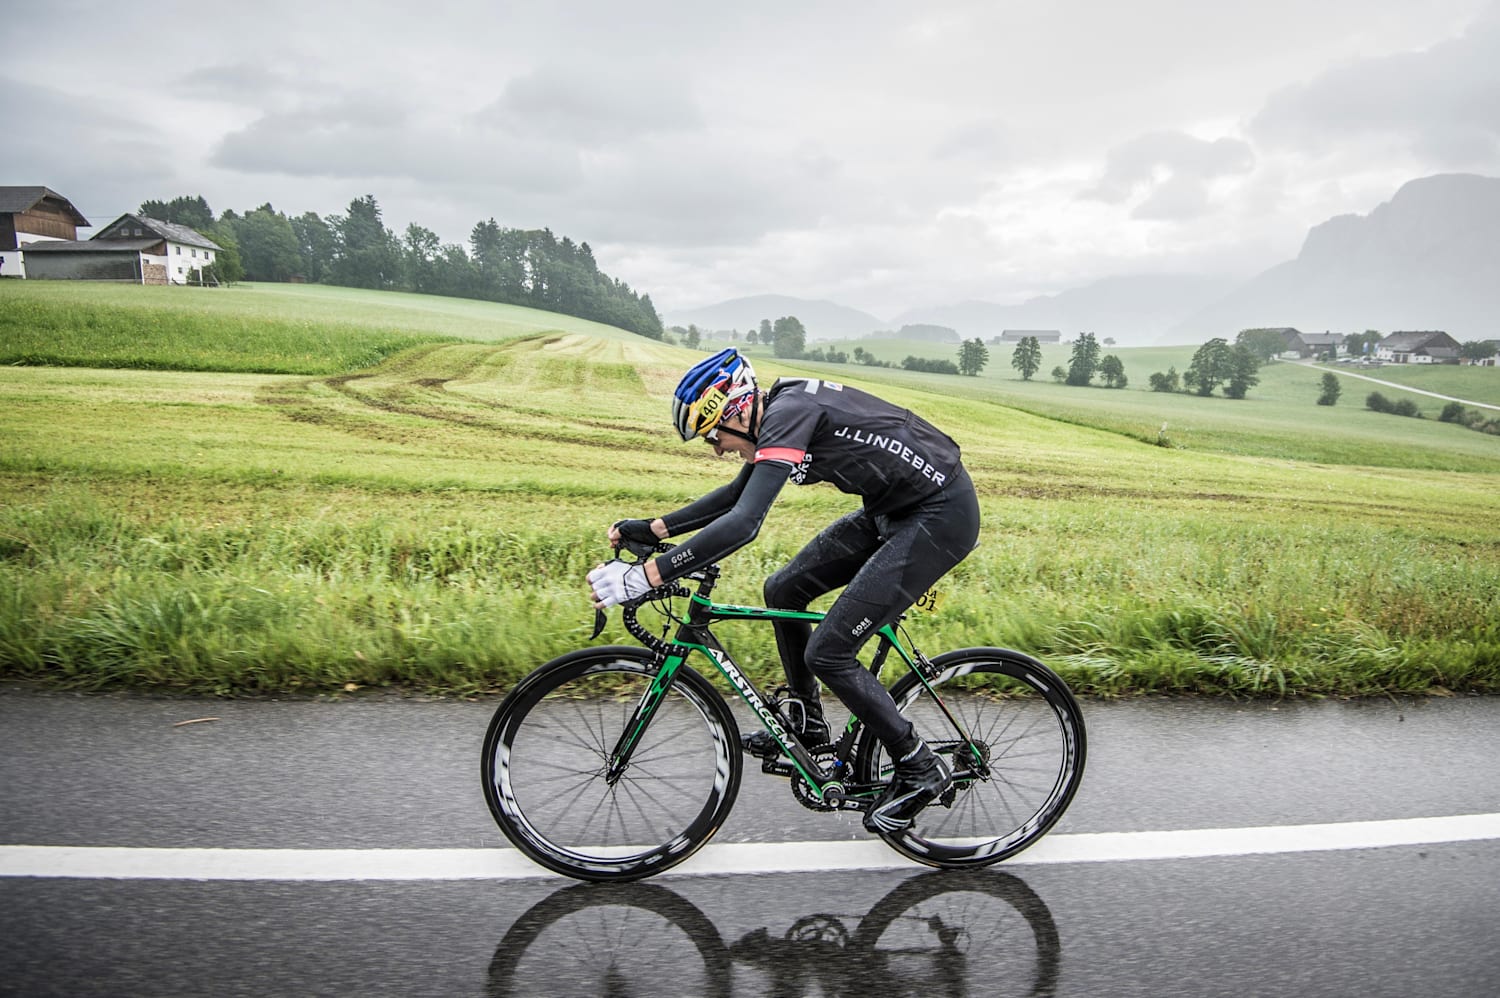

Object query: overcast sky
[5,0,1498,319]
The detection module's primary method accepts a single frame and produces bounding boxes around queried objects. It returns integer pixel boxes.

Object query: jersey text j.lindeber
[753,378,962,517]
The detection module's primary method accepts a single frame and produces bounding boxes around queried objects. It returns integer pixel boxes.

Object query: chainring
[790,750,845,812]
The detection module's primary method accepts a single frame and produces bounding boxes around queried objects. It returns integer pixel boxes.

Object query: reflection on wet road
[488,870,1059,998]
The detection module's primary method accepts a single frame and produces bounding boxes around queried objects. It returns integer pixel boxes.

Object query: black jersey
[753,378,962,517]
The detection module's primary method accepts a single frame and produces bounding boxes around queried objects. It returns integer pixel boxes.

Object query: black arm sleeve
[653,461,792,583]
[660,463,755,535]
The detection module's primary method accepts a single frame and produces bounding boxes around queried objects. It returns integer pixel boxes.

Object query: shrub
[902,356,960,375]
[1317,373,1341,406]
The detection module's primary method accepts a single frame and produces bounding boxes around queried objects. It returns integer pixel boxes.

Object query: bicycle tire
[486,881,731,998]
[856,648,1085,868]
[481,646,742,882]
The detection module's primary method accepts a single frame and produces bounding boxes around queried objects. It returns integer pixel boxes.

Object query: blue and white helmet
[672,348,758,441]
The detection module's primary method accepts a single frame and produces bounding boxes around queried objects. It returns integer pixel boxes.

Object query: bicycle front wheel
[857,648,1085,868]
[482,646,742,882]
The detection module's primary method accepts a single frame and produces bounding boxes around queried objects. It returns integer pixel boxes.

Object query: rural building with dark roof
[996,330,1062,343]
[20,212,222,285]
[1376,330,1461,365]
[0,186,90,279]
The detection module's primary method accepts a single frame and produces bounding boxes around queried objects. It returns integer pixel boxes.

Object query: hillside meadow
[2,280,1498,698]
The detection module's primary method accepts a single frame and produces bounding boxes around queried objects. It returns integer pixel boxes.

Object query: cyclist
[588,348,981,834]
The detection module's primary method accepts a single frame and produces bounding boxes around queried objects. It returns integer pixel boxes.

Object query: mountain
[1168,174,1500,343]
[893,274,1239,345]
[665,294,887,340]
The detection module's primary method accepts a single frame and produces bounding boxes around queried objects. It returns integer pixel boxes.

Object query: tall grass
[2,282,1497,697]
[1,284,450,374]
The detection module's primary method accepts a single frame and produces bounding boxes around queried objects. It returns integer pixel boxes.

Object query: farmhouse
[1291,331,1345,358]
[20,212,223,285]
[0,186,90,278]
[996,330,1062,343]
[1376,330,1461,365]
[1241,327,1339,359]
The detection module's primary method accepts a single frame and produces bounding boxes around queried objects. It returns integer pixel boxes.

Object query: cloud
[474,65,705,145]
[1080,131,1256,220]
[177,62,301,107]
[1251,6,1500,166]
[0,77,175,222]
[209,95,586,195]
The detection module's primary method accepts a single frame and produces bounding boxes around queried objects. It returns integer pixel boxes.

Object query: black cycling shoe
[863,741,952,834]
[741,696,830,759]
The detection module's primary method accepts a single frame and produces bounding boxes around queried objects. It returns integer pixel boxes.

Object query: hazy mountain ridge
[1167,173,1500,342]
[666,174,1499,347]
[892,274,1240,344]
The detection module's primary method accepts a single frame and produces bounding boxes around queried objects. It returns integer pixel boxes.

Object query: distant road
[1297,359,1500,412]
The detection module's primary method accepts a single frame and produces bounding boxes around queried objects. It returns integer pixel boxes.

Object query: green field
[3,280,1498,698]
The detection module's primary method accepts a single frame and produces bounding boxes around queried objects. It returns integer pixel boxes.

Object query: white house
[1375,330,1461,364]
[22,212,221,285]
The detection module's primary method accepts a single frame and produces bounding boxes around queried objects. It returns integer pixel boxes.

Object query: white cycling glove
[588,561,652,608]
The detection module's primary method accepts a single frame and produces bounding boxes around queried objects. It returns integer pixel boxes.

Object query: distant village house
[2,188,221,285]
[1376,330,1461,365]
[995,329,1062,344]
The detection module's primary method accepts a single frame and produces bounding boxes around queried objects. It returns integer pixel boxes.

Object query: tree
[1099,354,1127,388]
[1344,330,1382,359]
[1236,328,1289,364]
[138,195,215,231]
[1010,336,1042,381]
[772,316,807,358]
[1066,332,1101,386]
[1224,345,1261,399]
[685,324,702,349]
[1149,367,1180,392]
[200,220,244,283]
[957,338,990,376]
[903,356,960,374]
[1050,365,1067,383]
[1184,338,1233,396]
[330,195,400,289]
[1317,372,1342,406]
[746,326,759,346]
[230,204,304,282]
[290,212,336,284]
[401,223,443,294]
[1460,340,1498,362]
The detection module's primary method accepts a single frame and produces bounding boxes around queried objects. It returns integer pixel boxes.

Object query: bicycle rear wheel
[482,646,742,882]
[856,648,1085,868]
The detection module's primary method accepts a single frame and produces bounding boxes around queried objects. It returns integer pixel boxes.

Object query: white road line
[4,813,1498,882]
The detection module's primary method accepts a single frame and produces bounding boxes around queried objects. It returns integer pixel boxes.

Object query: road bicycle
[481,541,1086,882]
[486,869,1062,997]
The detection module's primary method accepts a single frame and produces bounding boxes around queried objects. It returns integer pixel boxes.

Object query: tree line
[138,194,665,339]
[676,315,990,376]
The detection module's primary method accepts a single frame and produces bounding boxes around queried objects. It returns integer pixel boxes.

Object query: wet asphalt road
[2,688,1498,997]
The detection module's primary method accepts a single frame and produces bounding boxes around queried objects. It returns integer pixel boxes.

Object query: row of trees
[681,317,990,376]
[138,194,665,339]
[1009,333,1126,389]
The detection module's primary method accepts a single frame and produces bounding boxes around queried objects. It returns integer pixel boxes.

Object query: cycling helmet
[672,348,758,441]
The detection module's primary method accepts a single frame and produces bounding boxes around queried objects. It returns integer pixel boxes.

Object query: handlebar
[592,541,719,652]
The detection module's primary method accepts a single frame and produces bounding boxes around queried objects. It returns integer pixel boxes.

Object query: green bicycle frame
[605,587,978,803]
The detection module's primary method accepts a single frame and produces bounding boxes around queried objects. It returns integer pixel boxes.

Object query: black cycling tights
[763,467,981,752]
